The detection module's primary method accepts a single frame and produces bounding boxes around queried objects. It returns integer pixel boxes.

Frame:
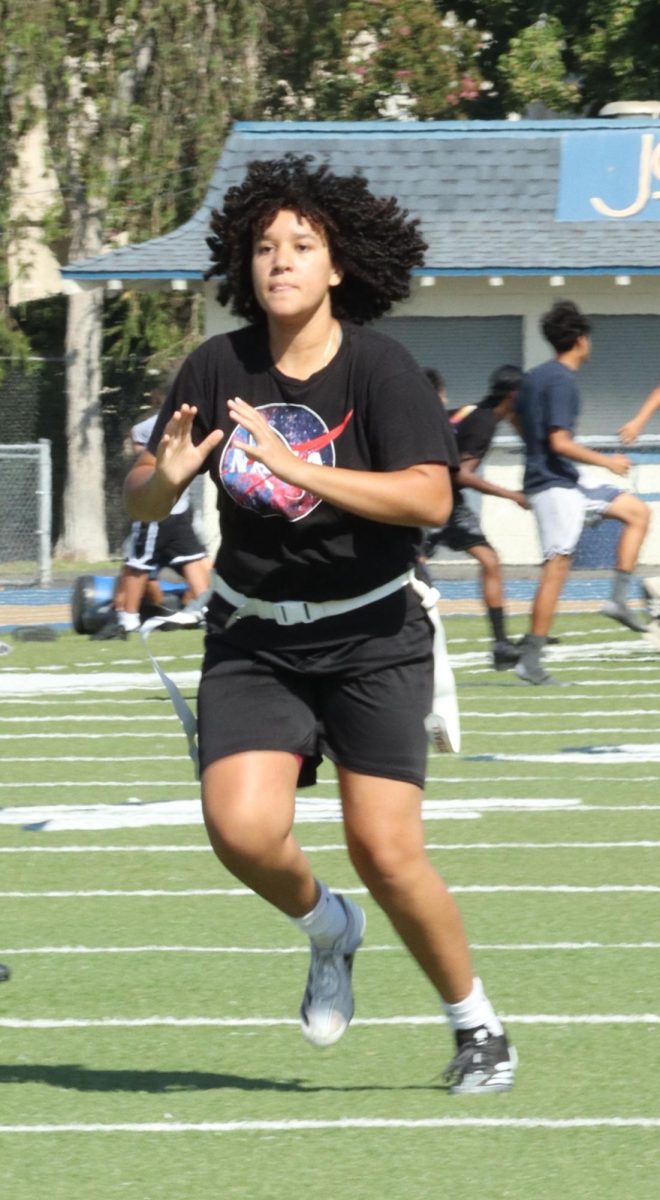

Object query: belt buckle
[275,600,312,625]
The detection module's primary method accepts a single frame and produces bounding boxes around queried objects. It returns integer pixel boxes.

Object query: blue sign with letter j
[557,131,660,221]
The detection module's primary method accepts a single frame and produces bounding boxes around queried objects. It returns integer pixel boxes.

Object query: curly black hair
[541,301,591,354]
[205,153,427,324]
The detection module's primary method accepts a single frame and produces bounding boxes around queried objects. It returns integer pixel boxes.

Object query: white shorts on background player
[529,469,622,560]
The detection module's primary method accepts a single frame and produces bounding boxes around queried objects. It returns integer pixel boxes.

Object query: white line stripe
[1,1014,658,1029]
[0,733,184,741]
[460,728,657,736]
[0,714,176,723]
[1,1118,659,1133]
[0,756,188,763]
[3,884,659,897]
[1,942,658,955]
[460,709,660,718]
[2,840,659,853]
[424,777,660,787]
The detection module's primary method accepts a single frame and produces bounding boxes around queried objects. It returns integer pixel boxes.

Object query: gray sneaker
[601,599,649,634]
[300,895,366,1048]
[514,657,558,686]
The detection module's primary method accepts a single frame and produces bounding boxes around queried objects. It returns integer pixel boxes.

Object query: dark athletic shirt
[515,358,581,494]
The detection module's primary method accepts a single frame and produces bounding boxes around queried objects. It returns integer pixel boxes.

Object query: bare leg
[201,750,318,917]
[181,556,212,599]
[338,767,473,1003]
[530,554,572,637]
[121,567,150,615]
[604,493,651,572]
[469,542,504,611]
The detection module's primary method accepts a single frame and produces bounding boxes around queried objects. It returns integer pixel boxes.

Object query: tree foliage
[449,0,660,117]
[261,0,485,120]
[4,0,262,366]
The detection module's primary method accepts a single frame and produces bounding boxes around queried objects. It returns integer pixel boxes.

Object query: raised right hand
[156,404,224,490]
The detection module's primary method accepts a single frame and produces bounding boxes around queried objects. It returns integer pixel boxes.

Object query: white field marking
[453,640,650,666]
[1,941,658,956]
[0,797,581,831]
[569,680,660,688]
[0,714,178,722]
[425,774,660,782]
[1,753,187,763]
[471,745,660,764]
[463,664,660,678]
[460,709,660,718]
[0,733,184,740]
[0,670,199,696]
[0,780,195,787]
[0,756,188,764]
[2,800,660,838]
[0,698,181,706]
[4,884,660,898]
[1,1014,658,1029]
[3,839,660,854]
[4,705,660,719]
[2,1118,660,1133]
[461,728,656,736]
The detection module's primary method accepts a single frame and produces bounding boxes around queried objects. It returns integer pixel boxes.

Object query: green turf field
[1,613,659,1199]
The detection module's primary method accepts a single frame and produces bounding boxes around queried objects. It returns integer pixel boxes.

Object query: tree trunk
[58,280,109,560]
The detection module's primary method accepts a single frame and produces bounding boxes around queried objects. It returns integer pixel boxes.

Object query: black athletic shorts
[197,590,435,788]
[424,496,491,555]
[125,511,206,573]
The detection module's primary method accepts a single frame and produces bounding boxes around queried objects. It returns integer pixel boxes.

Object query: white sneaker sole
[300,903,366,1049]
[449,1046,518,1095]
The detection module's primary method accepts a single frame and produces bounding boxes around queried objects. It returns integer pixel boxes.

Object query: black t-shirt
[447,405,497,496]
[149,322,457,603]
[515,359,580,494]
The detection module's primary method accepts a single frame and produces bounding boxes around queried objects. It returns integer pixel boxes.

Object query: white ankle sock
[116,611,141,632]
[291,882,348,948]
[444,977,503,1036]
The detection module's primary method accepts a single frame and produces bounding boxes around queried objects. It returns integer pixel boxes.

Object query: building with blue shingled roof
[61,119,660,567]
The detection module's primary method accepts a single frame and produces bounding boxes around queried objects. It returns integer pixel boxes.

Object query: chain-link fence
[0,441,52,585]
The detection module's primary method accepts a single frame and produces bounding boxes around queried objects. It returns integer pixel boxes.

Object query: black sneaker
[443,1025,517,1095]
[492,640,522,671]
[90,615,128,641]
[0,963,10,983]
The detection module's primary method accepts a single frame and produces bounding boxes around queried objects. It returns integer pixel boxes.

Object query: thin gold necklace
[322,322,341,366]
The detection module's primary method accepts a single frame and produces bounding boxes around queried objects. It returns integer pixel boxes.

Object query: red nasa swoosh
[289,409,354,453]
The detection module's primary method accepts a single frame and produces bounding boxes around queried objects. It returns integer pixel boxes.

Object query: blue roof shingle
[61,119,660,281]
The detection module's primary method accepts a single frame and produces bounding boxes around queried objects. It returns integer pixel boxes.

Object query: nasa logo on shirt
[219,402,352,521]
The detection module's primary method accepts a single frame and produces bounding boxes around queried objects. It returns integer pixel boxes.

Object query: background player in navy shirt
[515,300,650,685]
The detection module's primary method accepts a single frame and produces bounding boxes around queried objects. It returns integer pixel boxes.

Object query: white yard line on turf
[3,839,660,853]
[3,884,660,897]
[1,1118,659,1132]
[1,941,658,955]
[0,756,188,763]
[0,714,177,722]
[0,798,583,831]
[1,1014,658,1028]
[0,671,199,696]
[3,707,660,718]
[0,733,184,740]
